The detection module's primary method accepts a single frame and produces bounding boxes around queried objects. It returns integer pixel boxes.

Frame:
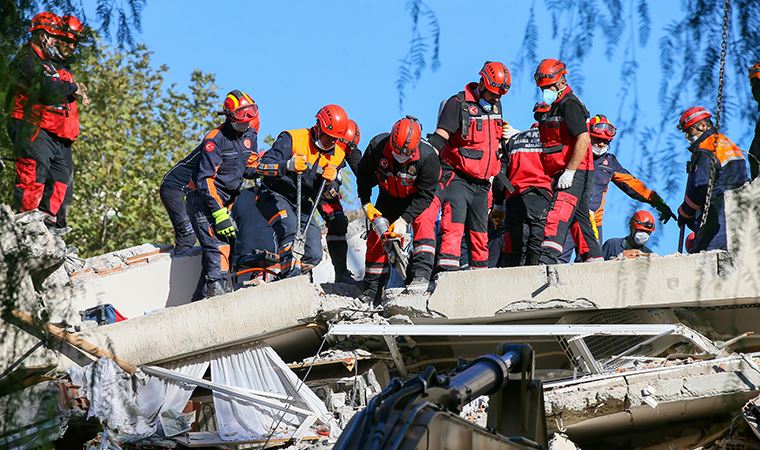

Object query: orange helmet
[316,104,349,139]
[749,62,760,81]
[677,106,711,131]
[343,119,360,147]
[588,114,617,141]
[222,90,258,123]
[534,58,567,87]
[29,12,64,36]
[59,14,84,41]
[630,210,655,233]
[390,115,422,159]
[480,61,511,95]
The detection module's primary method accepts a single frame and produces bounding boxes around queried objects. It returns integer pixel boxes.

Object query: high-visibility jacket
[589,152,657,229]
[258,127,346,206]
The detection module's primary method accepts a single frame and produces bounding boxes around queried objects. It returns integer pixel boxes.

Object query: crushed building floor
[2,179,760,448]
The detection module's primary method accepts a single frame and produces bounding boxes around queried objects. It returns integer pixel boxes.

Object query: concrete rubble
[1,179,760,448]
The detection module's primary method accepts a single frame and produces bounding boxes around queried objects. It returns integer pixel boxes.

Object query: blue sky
[81,0,751,254]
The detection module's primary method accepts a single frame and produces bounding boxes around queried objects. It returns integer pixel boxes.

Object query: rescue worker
[533,58,603,264]
[428,61,511,271]
[257,104,349,279]
[161,112,260,254]
[558,114,673,262]
[186,90,259,299]
[358,116,441,303]
[750,62,760,180]
[318,119,361,283]
[6,12,89,235]
[602,210,655,260]
[676,106,748,252]
[493,103,553,267]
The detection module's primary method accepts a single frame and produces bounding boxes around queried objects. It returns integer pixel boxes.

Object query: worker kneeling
[358,116,441,304]
[602,210,655,260]
[257,104,350,279]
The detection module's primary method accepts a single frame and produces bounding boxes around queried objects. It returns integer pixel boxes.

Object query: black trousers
[503,188,550,266]
[159,184,197,251]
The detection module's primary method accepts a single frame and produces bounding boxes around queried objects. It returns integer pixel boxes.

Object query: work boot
[206,277,232,298]
[334,270,358,285]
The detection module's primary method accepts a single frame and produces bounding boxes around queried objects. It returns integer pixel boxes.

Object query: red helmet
[533,102,550,114]
[534,58,567,88]
[749,62,760,81]
[677,106,711,131]
[29,12,64,36]
[222,90,258,123]
[588,114,617,141]
[685,232,696,253]
[390,115,422,159]
[59,15,84,41]
[480,61,511,96]
[630,210,655,233]
[315,104,349,139]
[343,120,360,147]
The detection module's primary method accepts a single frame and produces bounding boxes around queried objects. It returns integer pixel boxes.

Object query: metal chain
[698,0,730,234]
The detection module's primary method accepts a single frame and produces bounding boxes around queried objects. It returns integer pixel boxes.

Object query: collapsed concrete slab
[543,352,760,447]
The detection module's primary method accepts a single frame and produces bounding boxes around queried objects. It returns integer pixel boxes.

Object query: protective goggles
[632,218,654,230]
[392,142,416,157]
[483,77,510,93]
[590,122,617,138]
[230,104,258,122]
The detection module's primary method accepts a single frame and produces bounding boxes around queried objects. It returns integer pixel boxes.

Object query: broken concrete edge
[543,351,760,435]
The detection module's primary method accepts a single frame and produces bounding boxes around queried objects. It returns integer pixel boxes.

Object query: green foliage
[0,43,220,257]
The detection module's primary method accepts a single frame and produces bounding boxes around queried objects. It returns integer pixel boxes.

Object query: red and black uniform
[435,82,503,270]
[357,133,440,300]
[537,88,602,263]
[6,42,80,227]
[493,127,552,266]
[317,142,362,280]
[186,122,258,297]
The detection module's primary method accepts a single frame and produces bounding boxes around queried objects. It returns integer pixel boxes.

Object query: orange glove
[287,154,307,173]
[322,164,338,181]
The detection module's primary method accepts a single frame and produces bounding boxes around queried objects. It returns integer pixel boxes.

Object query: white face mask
[230,121,249,132]
[686,134,699,144]
[393,152,412,164]
[314,138,334,151]
[478,98,493,112]
[592,144,608,156]
[633,231,650,245]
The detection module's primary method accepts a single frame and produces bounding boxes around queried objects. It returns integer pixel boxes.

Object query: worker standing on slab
[676,106,748,253]
[558,114,673,262]
[6,12,89,235]
[256,104,349,279]
[750,62,760,180]
[317,119,361,284]
[186,90,259,299]
[533,58,603,264]
[428,61,511,272]
[601,210,655,260]
[493,104,553,267]
[358,116,440,304]
[161,111,260,255]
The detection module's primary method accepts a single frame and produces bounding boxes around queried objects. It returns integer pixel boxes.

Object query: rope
[697,0,730,238]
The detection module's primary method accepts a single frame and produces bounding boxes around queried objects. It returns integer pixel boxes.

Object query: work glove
[211,207,237,238]
[75,81,90,107]
[489,205,506,227]
[363,202,382,221]
[652,196,674,224]
[322,164,338,181]
[556,169,576,190]
[388,217,408,237]
[502,122,520,140]
[677,213,691,228]
[286,153,307,173]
